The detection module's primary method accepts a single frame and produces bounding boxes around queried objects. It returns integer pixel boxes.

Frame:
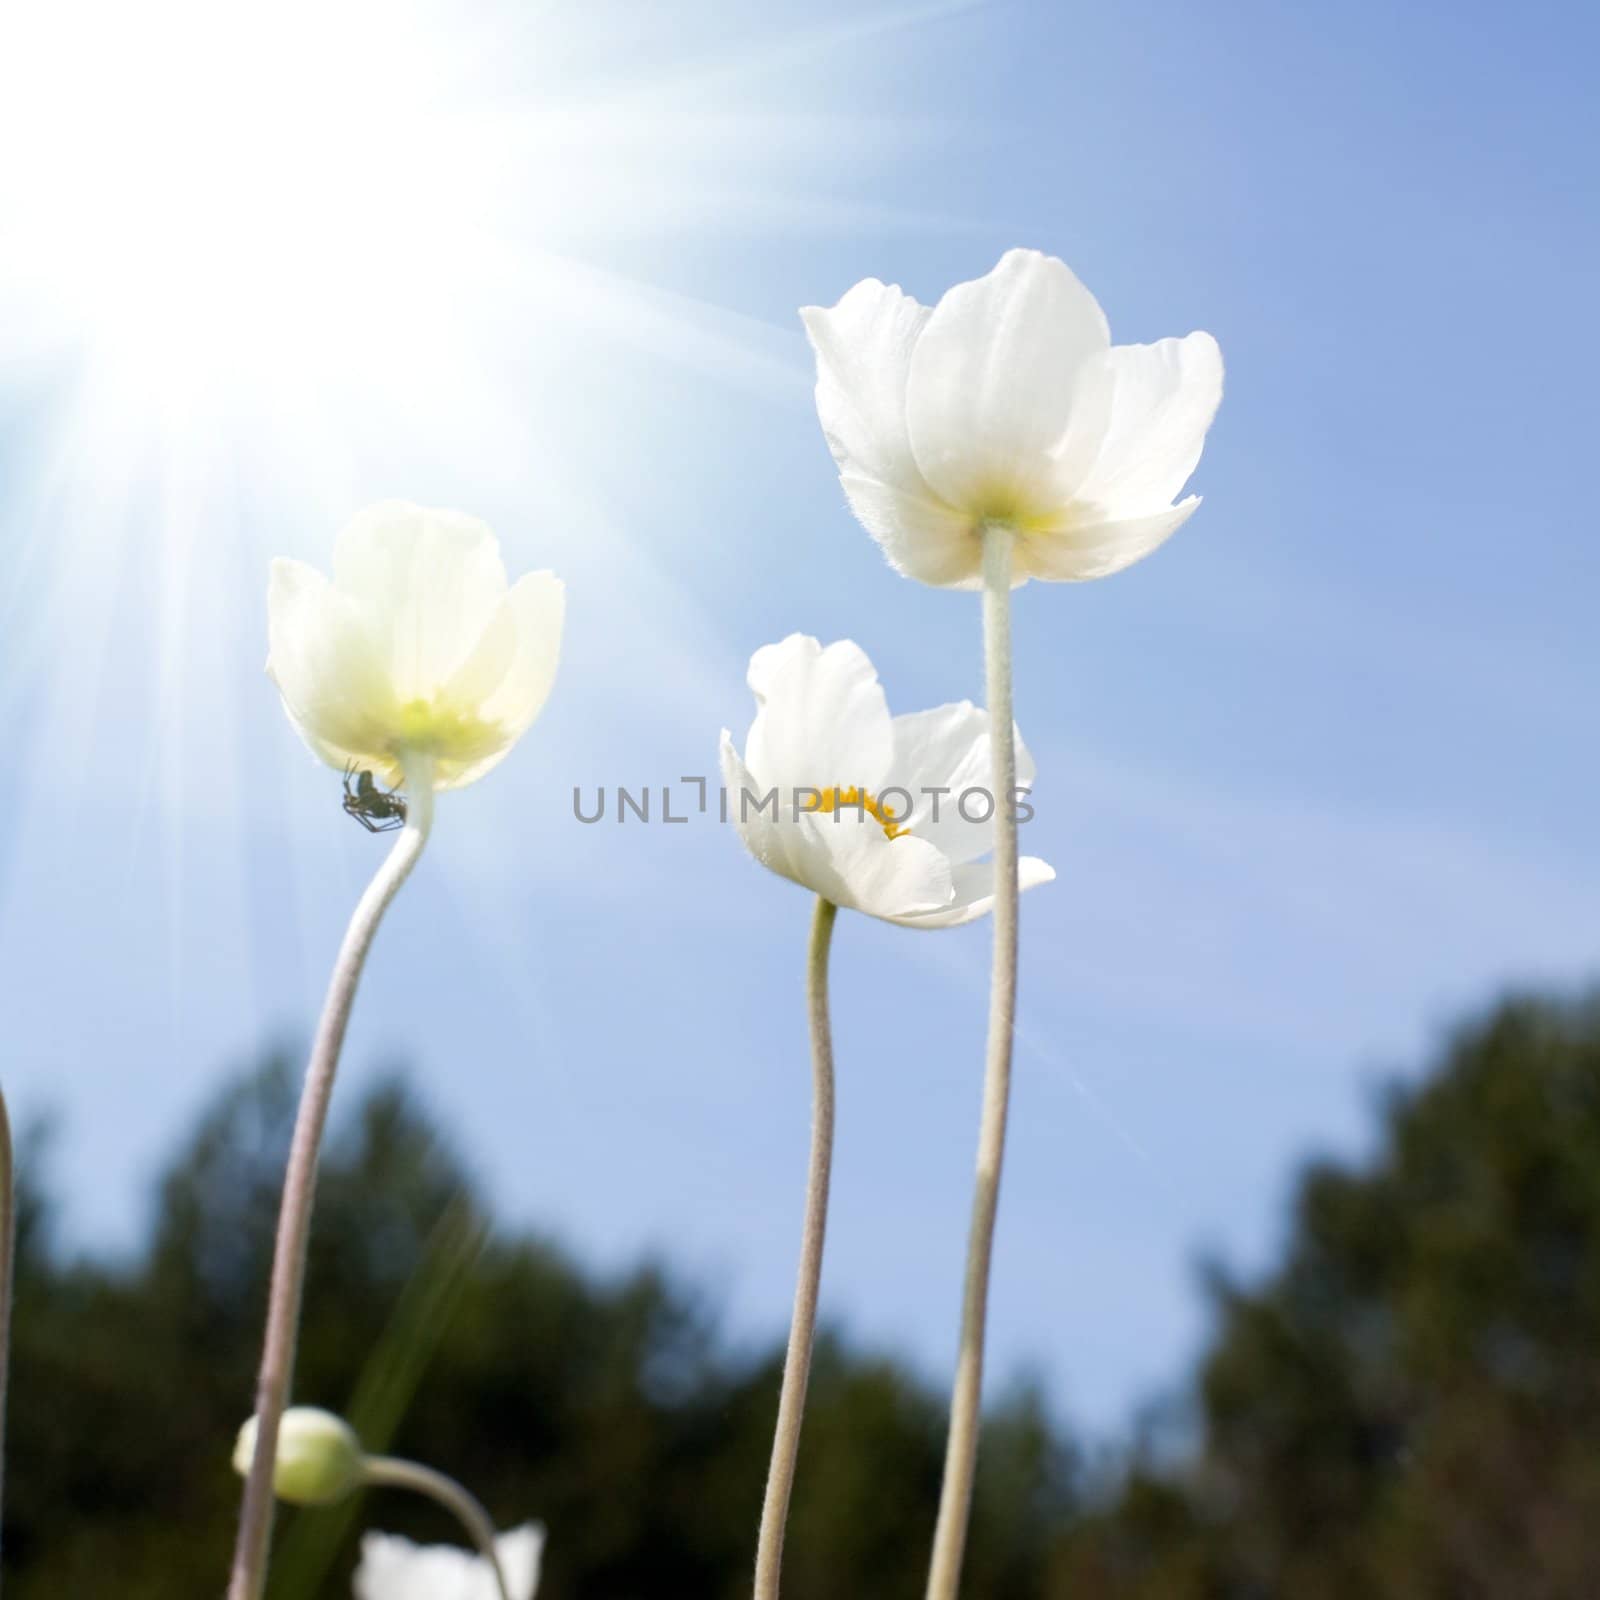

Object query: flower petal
[834,472,980,589]
[721,730,809,887]
[905,249,1109,520]
[476,572,564,732]
[803,281,980,587]
[721,731,955,920]
[332,500,510,701]
[743,635,893,798]
[1072,331,1223,519]
[801,278,932,495]
[493,1524,545,1600]
[891,854,1056,930]
[1017,497,1202,584]
[815,815,955,921]
[434,572,566,790]
[353,1522,544,1600]
[266,558,398,775]
[888,702,1036,866]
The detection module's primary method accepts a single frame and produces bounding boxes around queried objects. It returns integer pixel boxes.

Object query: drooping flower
[268,500,564,791]
[354,1523,544,1600]
[719,634,1053,926]
[801,248,1222,588]
[232,1407,366,1507]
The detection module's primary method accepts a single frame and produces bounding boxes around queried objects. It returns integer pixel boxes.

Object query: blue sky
[1,0,1597,1440]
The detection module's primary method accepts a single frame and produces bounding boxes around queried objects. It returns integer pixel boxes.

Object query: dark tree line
[1053,991,1600,1598]
[1,1056,1070,1598]
[8,988,1600,1596]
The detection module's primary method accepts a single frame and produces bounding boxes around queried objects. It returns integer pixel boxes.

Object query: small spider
[342,762,408,832]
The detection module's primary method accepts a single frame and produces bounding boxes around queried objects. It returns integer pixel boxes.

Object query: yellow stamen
[804,786,911,840]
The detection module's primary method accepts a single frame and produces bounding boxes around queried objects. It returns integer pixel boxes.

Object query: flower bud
[233,1406,366,1506]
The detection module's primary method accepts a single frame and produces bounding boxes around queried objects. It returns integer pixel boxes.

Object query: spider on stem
[341,762,407,833]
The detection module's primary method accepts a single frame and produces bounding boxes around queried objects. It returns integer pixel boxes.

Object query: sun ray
[0,0,978,1048]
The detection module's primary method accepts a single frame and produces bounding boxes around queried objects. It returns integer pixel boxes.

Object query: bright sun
[0,0,515,419]
[0,0,962,1066]
[0,0,954,458]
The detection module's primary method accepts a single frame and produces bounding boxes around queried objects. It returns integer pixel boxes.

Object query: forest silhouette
[7,987,1599,1597]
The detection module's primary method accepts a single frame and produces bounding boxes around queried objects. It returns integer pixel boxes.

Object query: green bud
[233,1406,366,1506]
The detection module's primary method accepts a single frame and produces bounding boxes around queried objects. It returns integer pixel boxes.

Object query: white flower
[232,1407,365,1507]
[719,634,1054,927]
[354,1522,544,1600]
[801,247,1222,589]
[268,500,565,791]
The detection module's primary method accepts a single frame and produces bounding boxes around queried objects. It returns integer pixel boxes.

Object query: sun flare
[0,0,525,421]
[0,0,963,996]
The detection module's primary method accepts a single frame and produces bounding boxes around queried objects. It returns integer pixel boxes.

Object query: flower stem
[228,754,435,1600]
[361,1455,512,1600]
[0,1083,14,1589]
[925,524,1019,1600]
[753,894,838,1600]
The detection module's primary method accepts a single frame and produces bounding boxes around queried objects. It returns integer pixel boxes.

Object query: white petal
[1017,498,1201,584]
[905,249,1109,519]
[816,815,955,921]
[803,281,980,587]
[801,279,933,495]
[888,703,1036,867]
[353,1522,544,1600]
[1072,332,1223,519]
[434,572,566,790]
[721,731,955,920]
[435,594,519,720]
[835,472,983,589]
[744,635,893,798]
[266,558,398,776]
[492,1525,545,1600]
[332,500,510,701]
[721,730,818,892]
[891,854,1056,930]
[476,571,564,731]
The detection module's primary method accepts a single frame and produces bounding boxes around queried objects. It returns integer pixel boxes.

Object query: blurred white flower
[354,1523,544,1600]
[719,634,1053,927]
[268,500,564,792]
[232,1406,365,1507]
[801,248,1222,588]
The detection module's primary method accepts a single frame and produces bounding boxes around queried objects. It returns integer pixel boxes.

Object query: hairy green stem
[362,1455,512,1600]
[228,754,435,1600]
[926,524,1019,1600]
[753,895,838,1600]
